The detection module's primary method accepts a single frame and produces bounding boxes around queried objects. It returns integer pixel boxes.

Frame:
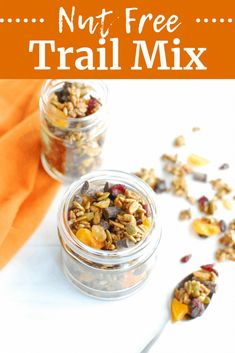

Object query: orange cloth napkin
[0,80,60,268]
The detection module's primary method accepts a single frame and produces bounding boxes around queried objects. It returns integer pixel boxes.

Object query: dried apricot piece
[76,228,93,247]
[192,218,220,237]
[188,154,209,167]
[76,228,104,249]
[143,218,151,229]
[89,237,105,250]
[171,298,189,322]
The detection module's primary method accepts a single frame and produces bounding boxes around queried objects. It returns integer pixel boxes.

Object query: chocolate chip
[103,207,120,220]
[154,179,167,193]
[99,219,110,230]
[219,163,229,170]
[55,82,71,103]
[80,181,89,195]
[193,172,207,183]
[115,239,128,249]
[103,182,110,193]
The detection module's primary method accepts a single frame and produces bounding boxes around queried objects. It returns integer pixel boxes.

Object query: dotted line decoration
[196,18,233,23]
[0,18,44,23]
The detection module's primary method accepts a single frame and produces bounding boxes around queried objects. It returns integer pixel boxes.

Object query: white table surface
[0,80,234,353]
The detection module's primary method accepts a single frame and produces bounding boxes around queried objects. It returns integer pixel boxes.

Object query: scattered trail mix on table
[68,182,152,250]
[41,81,105,178]
[171,264,218,322]
[135,130,235,262]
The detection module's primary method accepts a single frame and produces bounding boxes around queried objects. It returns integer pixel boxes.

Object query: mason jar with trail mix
[39,79,108,182]
[58,170,161,300]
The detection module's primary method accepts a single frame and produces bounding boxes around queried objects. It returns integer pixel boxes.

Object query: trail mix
[68,181,152,250]
[135,130,235,262]
[171,264,218,322]
[216,224,235,261]
[40,81,106,180]
[179,209,192,221]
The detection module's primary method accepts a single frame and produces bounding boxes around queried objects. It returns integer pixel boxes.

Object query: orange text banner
[0,0,234,78]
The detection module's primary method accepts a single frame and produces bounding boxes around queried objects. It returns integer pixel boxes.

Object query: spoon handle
[139,319,170,353]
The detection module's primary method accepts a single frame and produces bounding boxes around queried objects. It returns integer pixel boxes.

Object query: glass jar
[39,79,108,182]
[58,170,161,300]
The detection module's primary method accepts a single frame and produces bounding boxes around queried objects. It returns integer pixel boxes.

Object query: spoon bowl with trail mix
[140,264,218,353]
[39,79,108,182]
[58,170,162,300]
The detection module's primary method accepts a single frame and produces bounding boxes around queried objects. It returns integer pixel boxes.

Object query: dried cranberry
[198,196,209,212]
[154,179,167,194]
[189,299,205,318]
[201,264,219,276]
[219,220,227,233]
[87,96,99,115]
[143,203,151,217]
[110,184,126,198]
[180,254,192,263]
[136,219,143,226]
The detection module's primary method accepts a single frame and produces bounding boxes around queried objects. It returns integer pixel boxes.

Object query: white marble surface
[0,80,234,353]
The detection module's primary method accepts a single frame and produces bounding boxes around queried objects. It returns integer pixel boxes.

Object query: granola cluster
[68,181,152,250]
[135,168,167,193]
[179,209,192,221]
[161,153,195,202]
[171,265,218,322]
[216,229,235,262]
[174,135,185,147]
[210,179,232,200]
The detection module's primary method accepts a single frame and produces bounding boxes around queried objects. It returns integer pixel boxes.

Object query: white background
[0,80,234,353]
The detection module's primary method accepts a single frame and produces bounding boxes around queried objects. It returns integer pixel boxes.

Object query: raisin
[136,219,143,225]
[198,196,209,212]
[143,203,151,217]
[189,299,205,318]
[219,220,227,233]
[154,179,167,193]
